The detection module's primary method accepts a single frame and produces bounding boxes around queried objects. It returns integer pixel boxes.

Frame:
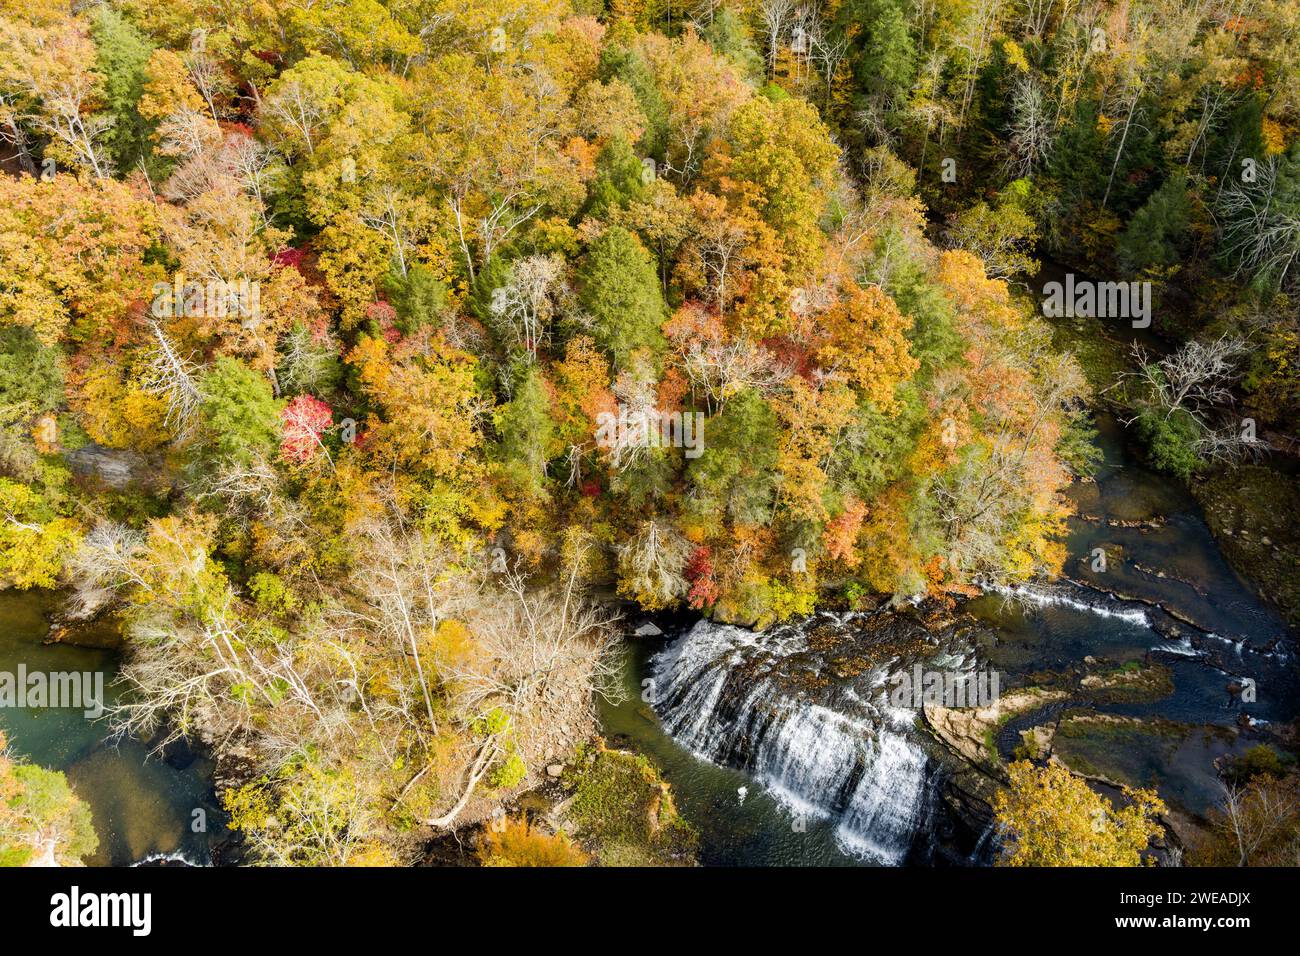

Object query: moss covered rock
[561,740,697,866]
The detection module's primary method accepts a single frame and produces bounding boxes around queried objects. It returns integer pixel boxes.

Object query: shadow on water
[0,589,226,866]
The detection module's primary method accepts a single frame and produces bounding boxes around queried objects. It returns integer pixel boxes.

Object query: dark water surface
[0,589,224,865]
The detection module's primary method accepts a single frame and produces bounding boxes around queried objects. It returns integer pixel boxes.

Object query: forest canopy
[0,0,1294,865]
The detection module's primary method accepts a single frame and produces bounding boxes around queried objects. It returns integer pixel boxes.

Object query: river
[598,409,1298,865]
[0,589,225,866]
[1,417,1292,866]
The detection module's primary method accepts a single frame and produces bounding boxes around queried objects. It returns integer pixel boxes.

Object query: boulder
[66,444,148,490]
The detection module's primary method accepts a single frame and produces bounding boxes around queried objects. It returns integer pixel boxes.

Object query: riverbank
[0,589,229,866]
[591,394,1298,866]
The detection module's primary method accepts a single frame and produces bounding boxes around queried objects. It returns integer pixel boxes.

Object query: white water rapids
[650,619,932,864]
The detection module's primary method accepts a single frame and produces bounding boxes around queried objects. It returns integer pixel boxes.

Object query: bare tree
[806,10,850,110]
[184,49,224,121]
[1101,76,1149,209]
[2,25,115,178]
[278,322,341,393]
[422,555,621,828]
[1020,0,1057,39]
[1005,75,1054,178]
[1215,779,1297,867]
[194,456,284,515]
[954,0,1007,129]
[758,0,797,77]
[226,134,280,224]
[0,90,37,175]
[1121,336,1248,428]
[155,107,223,168]
[930,342,1088,584]
[1193,425,1268,465]
[140,321,204,438]
[685,197,752,309]
[488,254,565,360]
[690,0,726,25]
[64,522,145,621]
[1219,154,1300,291]
[1183,83,1237,170]
[348,514,465,741]
[259,77,328,160]
[679,336,791,413]
[617,520,690,610]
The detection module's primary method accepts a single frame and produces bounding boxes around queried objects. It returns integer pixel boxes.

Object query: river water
[598,411,1298,865]
[0,589,225,866]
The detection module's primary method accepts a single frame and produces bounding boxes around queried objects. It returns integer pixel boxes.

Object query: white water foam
[985,583,1150,626]
[652,620,929,865]
[1151,635,1203,658]
[131,850,207,867]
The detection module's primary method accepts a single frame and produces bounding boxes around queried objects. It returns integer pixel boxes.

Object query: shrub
[477,816,588,867]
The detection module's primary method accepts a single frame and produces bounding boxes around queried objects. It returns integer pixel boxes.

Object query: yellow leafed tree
[994,761,1166,867]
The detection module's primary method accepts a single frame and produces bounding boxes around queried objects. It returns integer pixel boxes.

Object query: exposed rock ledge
[922,687,1069,767]
[66,443,153,490]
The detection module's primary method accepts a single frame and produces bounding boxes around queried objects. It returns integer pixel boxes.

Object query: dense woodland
[0,0,1297,865]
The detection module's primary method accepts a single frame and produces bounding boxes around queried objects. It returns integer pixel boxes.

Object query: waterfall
[650,619,933,864]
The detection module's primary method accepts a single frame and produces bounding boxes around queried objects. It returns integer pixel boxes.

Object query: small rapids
[983,582,1150,626]
[984,579,1293,667]
[650,615,960,864]
[131,850,208,867]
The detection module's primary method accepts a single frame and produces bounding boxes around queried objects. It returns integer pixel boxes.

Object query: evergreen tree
[687,388,780,526]
[199,358,284,466]
[586,133,648,220]
[90,7,154,173]
[493,364,555,499]
[1117,173,1194,276]
[578,227,668,368]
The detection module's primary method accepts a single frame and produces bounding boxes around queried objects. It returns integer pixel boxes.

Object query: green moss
[1051,713,1196,786]
[1192,465,1300,629]
[564,743,697,866]
[1080,660,1174,703]
[1043,309,1130,394]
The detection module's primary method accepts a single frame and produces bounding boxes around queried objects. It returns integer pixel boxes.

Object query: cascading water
[131,850,208,867]
[650,615,954,864]
[600,410,1300,866]
[984,582,1150,626]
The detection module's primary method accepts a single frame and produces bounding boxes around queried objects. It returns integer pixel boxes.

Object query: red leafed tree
[273,246,306,271]
[366,300,402,343]
[280,394,333,464]
[684,545,720,610]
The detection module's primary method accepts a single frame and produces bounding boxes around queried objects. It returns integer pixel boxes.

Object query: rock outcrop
[922,687,1068,767]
